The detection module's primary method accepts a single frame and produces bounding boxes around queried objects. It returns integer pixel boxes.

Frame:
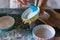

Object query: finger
[39,9,44,16]
[29,21,32,24]
[38,0,47,16]
[17,3,22,8]
[23,22,26,24]
[13,0,16,3]
[24,21,27,24]
[16,0,22,8]
[22,21,25,23]
[20,0,27,4]
[38,0,47,7]
[18,0,27,5]
[38,0,43,7]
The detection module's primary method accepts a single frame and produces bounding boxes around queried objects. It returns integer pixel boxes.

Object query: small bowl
[32,24,55,40]
[0,16,15,32]
[21,6,40,23]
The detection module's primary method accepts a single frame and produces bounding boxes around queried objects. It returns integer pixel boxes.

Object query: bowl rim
[0,16,15,31]
[32,24,55,39]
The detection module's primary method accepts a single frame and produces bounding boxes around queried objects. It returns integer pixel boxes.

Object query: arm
[39,6,60,29]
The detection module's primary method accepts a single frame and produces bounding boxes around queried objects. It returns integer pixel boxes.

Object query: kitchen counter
[0,9,60,40]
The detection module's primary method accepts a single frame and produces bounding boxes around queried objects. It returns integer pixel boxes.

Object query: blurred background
[0,0,60,9]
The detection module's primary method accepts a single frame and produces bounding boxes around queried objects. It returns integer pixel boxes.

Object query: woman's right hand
[39,6,60,29]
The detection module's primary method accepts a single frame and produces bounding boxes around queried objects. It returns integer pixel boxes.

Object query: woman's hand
[20,0,48,24]
[28,0,48,24]
[13,0,28,8]
[18,0,28,8]
[39,6,60,29]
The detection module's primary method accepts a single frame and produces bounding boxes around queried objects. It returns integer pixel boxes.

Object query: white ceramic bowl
[33,24,55,40]
[0,16,15,32]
